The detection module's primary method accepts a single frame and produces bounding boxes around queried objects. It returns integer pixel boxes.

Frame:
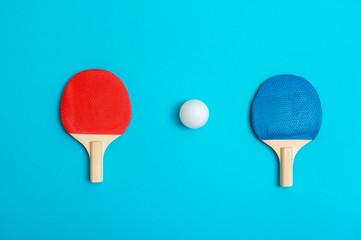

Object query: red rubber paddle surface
[61,69,132,135]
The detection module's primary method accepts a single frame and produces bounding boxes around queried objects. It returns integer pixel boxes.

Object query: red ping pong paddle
[61,69,132,183]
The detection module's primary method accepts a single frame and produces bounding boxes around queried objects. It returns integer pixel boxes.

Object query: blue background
[1,0,361,239]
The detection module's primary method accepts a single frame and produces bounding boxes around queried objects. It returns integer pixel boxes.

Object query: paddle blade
[251,75,322,140]
[61,69,132,135]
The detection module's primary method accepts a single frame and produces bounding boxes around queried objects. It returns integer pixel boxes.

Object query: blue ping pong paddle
[251,75,322,187]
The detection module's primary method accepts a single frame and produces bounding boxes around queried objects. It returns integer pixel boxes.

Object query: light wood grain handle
[280,147,293,187]
[90,141,103,183]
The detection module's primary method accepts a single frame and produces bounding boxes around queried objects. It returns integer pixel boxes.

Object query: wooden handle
[90,141,103,183]
[280,147,293,187]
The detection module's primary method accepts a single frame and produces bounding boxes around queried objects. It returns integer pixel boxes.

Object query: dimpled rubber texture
[251,75,322,140]
[61,69,132,135]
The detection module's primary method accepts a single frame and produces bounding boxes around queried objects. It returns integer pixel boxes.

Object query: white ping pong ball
[179,100,209,129]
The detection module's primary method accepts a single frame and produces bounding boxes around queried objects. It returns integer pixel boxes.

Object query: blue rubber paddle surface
[252,75,322,140]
